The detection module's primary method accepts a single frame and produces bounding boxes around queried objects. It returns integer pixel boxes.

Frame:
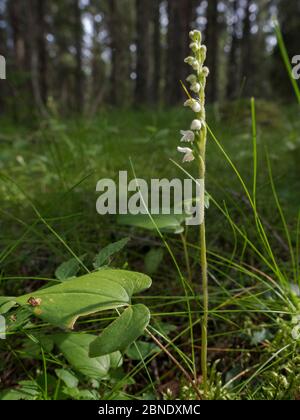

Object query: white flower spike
[191,119,202,131]
[177,147,195,163]
[180,130,195,143]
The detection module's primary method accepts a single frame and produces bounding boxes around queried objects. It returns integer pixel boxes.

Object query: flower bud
[191,119,202,131]
[191,82,201,93]
[202,66,210,77]
[186,74,197,84]
[189,42,200,53]
[192,102,201,113]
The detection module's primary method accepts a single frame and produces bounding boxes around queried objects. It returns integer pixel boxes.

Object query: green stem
[200,219,208,395]
[199,118,208,397]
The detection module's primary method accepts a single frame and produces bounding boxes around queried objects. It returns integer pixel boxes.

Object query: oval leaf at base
[89,304,150,358]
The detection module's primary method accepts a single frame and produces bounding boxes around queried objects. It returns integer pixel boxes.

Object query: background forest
[0,0,300,401]
[0,0,299,116]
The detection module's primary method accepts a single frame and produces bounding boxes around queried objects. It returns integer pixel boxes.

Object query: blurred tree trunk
[241,0,252,97]
[205,0,219,103]
[88,9,106,115]
[151,0,161,104]
[135,0,151,104]
[165,0,180,104]
[36,0,48,105]
[8,0,26,70]
[165,0,196,105]
[226,0,239,100]
[108,0,132,106]
[27,0,48,117]
[73,0,84,113]
[0,6,7,112]
[7,0,34,119]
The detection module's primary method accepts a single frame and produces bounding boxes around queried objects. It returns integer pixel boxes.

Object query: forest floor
[0,100,300,400]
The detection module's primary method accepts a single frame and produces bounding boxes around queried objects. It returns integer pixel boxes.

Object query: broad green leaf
[144,248,164,275]
[0,296,16,314]
[54,333,122,380]
[0,381,40,400]
[14,270,151,328]
[55,257,83,281]
[117,214,185,234]
[0,300,16,314]
[89,304,150,358]
[93,238,130,269]
[22,334,54,358]
[55,369,79,388]
[126,341,159,361]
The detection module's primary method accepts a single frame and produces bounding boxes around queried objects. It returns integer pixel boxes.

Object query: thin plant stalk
[198,99,208,397]
[178,30,210,395]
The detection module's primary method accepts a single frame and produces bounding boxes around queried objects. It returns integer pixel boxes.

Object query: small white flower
[191,82,201,93]
[189,42,200,53]
[184,56,200,72]
[189,30,196,39]
[177,147,195,163]
[191,119,202,131]
[186,74,197,84]
[191,61,200,72]
[189,30,201,42]
[184,99,193,107]
[192,102,201,113]
[200,45,207,56]
[180,130,195,143]
[202,66,210,77]
[184,99,201,113]
[184,56,195,65]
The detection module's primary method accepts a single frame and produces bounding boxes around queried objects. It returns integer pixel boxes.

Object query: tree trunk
[165,0,182,104]
[108,0,132,107]
[36,0,48,105]
[226,0,239,100]
[205,0,219,103]
[135,0,151,104]
[74,0,84,112]
[151,0,161,104]
[241,0,253,97]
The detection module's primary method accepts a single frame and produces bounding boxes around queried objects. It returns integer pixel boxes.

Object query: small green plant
[0,240,152,399]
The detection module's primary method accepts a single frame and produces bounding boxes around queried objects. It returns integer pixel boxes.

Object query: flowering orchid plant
[177,29,210,395]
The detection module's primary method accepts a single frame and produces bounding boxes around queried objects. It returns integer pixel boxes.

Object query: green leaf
[0,296,16,314]
[89,304,150,358]
[0,300,16,314]
[126,341,159,361]
[14,270,152,328]
[22,334,54,358]
[55,369,79,388]
[0,381,40,400]
[94,238,130,269]
[55,257,83,281]
[53,333,122,380]
[144,248,164,275]
[117,214,185,234]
